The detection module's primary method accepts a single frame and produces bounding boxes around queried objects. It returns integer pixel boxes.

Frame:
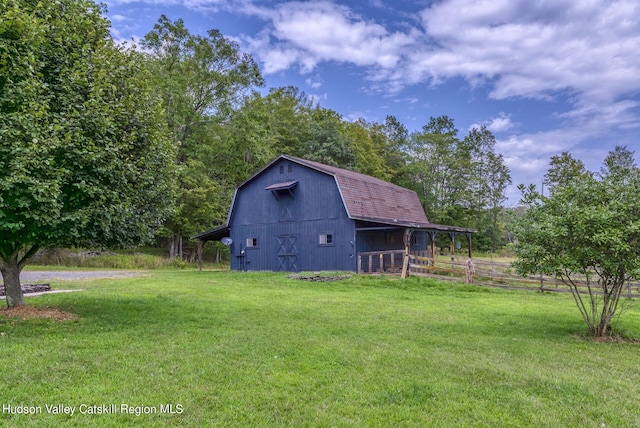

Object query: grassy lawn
[1,271,639,427]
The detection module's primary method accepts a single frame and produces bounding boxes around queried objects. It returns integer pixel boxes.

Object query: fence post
[401,254,410,279]
[464,258,475,284]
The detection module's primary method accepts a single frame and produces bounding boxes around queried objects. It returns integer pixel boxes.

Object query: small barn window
[246,237,258,248]
[279,166,284,174]
[319,233,334,245]
[288,164,293,173]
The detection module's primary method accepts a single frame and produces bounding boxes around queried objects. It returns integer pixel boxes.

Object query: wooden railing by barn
[357,251,640,299]
[357,250,406,274]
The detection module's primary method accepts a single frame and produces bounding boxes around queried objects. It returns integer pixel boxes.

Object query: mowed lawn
[1,271,639,427]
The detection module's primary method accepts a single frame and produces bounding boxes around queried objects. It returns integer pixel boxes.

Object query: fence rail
[357,251,640,299]
[357,250,406,274]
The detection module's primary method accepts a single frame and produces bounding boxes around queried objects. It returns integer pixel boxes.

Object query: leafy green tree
[464,126,511,251]
[404,116,469,225]
[142,16,264,258]
[0,0,175,306]
[481,152,511,251]
[345,116,408,182]
[223,87,315,175]
[513,152,640,338]
[258,86,315,157]
[600,145,637,180]
[543,151,589,190]
[378,115,410,181]
[302,109,357,169]
[143,15,263,144]
[344,119,390,180]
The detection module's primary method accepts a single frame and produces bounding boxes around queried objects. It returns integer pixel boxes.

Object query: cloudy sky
[105,0,640,204]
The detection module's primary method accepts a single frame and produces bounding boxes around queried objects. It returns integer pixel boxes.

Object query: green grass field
[1,271,639,427]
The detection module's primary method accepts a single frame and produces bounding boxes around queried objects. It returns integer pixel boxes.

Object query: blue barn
[193,155,473,272]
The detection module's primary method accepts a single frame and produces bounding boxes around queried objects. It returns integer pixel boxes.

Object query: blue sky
[104,0,640,204]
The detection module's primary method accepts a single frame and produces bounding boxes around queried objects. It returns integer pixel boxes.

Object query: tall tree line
[140,17,513,255]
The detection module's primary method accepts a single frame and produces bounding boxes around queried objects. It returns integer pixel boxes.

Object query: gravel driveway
[1,271,141,284]
[1,271,141,299]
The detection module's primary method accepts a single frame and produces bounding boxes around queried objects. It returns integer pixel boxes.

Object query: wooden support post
[379,253,384,273]
[401,229,413,279]
[197,240,204,272]
[429,232,436,266]
[449,232,455,268]
[368,254,373,273]
[401,254,410,279]
[358,255,362,274]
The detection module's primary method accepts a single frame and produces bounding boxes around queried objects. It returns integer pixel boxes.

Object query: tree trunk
[169,233,184,260]
[0,257,25,307]
[0,244,40,307]
[169,237,176,260]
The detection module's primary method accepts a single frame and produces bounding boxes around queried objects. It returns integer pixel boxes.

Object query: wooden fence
[357,250,406,274]
[357,251,640,299]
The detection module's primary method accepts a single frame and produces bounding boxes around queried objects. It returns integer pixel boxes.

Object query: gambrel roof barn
[193,155,473,272]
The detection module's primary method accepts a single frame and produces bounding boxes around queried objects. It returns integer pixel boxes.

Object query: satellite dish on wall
[221,237,233,246]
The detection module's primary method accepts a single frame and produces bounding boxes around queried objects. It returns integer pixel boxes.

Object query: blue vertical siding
[229,159,357,272]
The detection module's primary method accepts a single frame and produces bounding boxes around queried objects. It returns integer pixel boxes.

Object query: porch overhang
[191,225,230,242]
[353,217,476,234]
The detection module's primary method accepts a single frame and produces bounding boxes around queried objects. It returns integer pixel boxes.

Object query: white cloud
[110,14,128,22]
[113,0,640,134]
[415,0,640,107]
[392,97,418,104]
[494,119,615,200]
[242,1,416,74]
[305,75,323,90]
[345,111,370,123]
[470,112,514,133]
[307,92,327,106]
[243,0,640,127]
[487,114,514,133]
[105,0,226,10]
